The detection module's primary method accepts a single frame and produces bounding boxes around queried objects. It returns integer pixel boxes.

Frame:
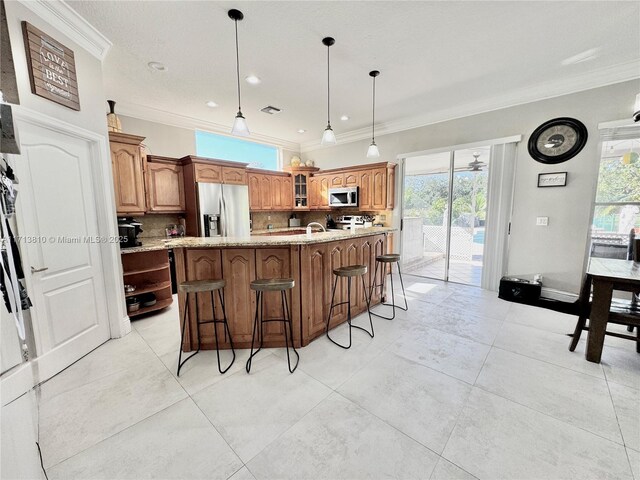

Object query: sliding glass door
[401,146,490,286]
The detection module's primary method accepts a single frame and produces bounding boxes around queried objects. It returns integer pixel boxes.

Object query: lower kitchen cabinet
[121,249,173,318]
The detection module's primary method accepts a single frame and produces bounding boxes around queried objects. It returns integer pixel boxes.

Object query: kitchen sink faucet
[306,222,326,237]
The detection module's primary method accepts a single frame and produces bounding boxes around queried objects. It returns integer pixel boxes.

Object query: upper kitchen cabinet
[109,132,146,215]
[145,156,186,214]
[248,170,294,211]
[181,156,249,185]
[316,162,397,211]
[284,166,319,210]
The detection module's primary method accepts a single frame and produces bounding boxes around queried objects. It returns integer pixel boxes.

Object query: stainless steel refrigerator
[197,183,250,237]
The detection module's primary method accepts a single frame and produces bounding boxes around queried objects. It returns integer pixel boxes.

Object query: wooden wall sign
[21,21,80,111]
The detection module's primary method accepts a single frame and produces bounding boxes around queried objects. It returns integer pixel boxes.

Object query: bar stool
[326,265,374,349]
[177,279,235,376]
[369,254,408,320]
[246,278,299,373]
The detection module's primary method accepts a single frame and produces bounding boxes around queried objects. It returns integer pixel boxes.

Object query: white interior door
[14,121,111,380]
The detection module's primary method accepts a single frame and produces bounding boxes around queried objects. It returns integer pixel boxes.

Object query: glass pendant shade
[634,93,640,122]
[321,125,337,145]
[366,142,380,158]
[231,112,250,136]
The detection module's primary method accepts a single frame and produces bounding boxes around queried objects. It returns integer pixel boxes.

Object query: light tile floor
[39,275,639,480]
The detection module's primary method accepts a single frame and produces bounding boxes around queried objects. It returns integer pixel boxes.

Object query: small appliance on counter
[326,215,337,230]
[335,215,365,230]
[289,214,301,228]
[165,224,185,238]
[118,217,143,248]
[329,187,358,207]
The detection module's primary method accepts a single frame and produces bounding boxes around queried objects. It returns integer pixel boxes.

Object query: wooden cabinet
[309,174,330,210]
[358,170,372,210]
[222,166,247,185]
[255,248,292,345]
[371,167,387,210]
[122,249,173,319]
[145,156,186,213]
[221,249,256,345]
[300,242,331,340]
[248,171,293,211]
[248,173,261,210]
[260,175,272,209]
[386,164,396,210]
[194,163,223,183]
[285,166,320,210]
[344,172,359,187]
[109,132,146,215]
[329,174,344,188]
[282,176,293,209]
[182,249,223,350]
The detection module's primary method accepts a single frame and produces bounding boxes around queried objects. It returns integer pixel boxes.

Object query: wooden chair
[569,238,640,353]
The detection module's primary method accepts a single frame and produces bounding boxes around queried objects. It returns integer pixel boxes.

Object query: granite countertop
[167,227,395,249]
[119,237,172,254]
[119,227,395,254]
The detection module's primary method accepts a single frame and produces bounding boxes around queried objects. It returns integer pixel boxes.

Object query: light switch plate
[536,216,549,226]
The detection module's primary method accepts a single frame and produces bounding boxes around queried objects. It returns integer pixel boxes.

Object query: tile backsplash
[138,214,183,238]
[252,210,392,230]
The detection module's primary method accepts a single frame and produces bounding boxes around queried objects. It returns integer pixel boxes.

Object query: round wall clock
[527,117,588,164]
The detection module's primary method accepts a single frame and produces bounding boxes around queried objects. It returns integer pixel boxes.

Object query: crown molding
[116,102,301,151]
[300,60,640,153]
[17,0,111,61]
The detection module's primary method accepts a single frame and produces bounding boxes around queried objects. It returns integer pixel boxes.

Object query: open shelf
[128,297,173,317]
[125,280,171,298]
[123,263,169,276]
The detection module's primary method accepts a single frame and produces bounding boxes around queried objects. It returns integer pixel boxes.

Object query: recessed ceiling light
[245,75,261,85]
[340,115,349,121]
[206,100,218,108]
[147,61,167,72]
[297,129,306,134]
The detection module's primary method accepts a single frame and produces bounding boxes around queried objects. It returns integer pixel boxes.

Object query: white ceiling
[68,1,640,150]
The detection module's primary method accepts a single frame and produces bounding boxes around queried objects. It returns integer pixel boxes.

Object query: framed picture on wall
[538,172,567,187]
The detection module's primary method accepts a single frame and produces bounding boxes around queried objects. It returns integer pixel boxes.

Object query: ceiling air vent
[260,106,282,115]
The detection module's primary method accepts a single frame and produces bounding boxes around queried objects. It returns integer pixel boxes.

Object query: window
[590,132,640,258]
[195,130,279,170]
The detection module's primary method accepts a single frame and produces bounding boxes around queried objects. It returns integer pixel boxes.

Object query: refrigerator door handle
[219,186,227,236]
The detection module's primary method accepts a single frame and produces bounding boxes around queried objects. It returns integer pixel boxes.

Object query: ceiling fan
[455,152,487,172]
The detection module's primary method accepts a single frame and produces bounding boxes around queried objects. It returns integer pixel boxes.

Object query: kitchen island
[167,227,394,351]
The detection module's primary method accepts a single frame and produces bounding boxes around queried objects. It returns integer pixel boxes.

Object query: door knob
[30,266,48,273]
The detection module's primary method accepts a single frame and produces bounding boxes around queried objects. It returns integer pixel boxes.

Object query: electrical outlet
[536,216,549,226]
[267,215,271,221]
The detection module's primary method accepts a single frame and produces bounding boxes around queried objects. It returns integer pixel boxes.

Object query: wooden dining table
[583,257,640,363]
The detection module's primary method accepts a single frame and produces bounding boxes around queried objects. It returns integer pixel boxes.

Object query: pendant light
[366,70,381,158]
[229,9,249,136]
[321,37,337,145]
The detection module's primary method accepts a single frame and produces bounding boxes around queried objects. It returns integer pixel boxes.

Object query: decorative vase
[305,160,315,167]
[106,100,122,133]
[290,155,302,168]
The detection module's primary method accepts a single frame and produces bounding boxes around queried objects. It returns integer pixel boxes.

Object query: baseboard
[0,362,35,407]
[541,287,579,303]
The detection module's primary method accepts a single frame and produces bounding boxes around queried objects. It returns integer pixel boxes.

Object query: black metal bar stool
[326,265,374,349]
[246,278,299,373]
[369,254,408,320]
[177,279,235,376]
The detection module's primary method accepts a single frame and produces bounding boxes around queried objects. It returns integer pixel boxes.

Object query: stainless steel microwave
[328,187,358,207]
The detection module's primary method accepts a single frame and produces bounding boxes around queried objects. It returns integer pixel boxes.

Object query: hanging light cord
[372,75,376,142]
[326,44,331,126]
[234,19,241,112]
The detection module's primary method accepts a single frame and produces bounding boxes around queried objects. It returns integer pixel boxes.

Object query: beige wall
[119,115,196,158]
[301,80,640,294]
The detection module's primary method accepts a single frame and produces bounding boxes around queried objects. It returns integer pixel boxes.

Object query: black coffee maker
[118,217,143,248]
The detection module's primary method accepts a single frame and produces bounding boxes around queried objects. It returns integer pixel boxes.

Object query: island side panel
[255,247,302,348]
[300,242,331,346]
[221,249,257,347]
[183,248,224,350]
